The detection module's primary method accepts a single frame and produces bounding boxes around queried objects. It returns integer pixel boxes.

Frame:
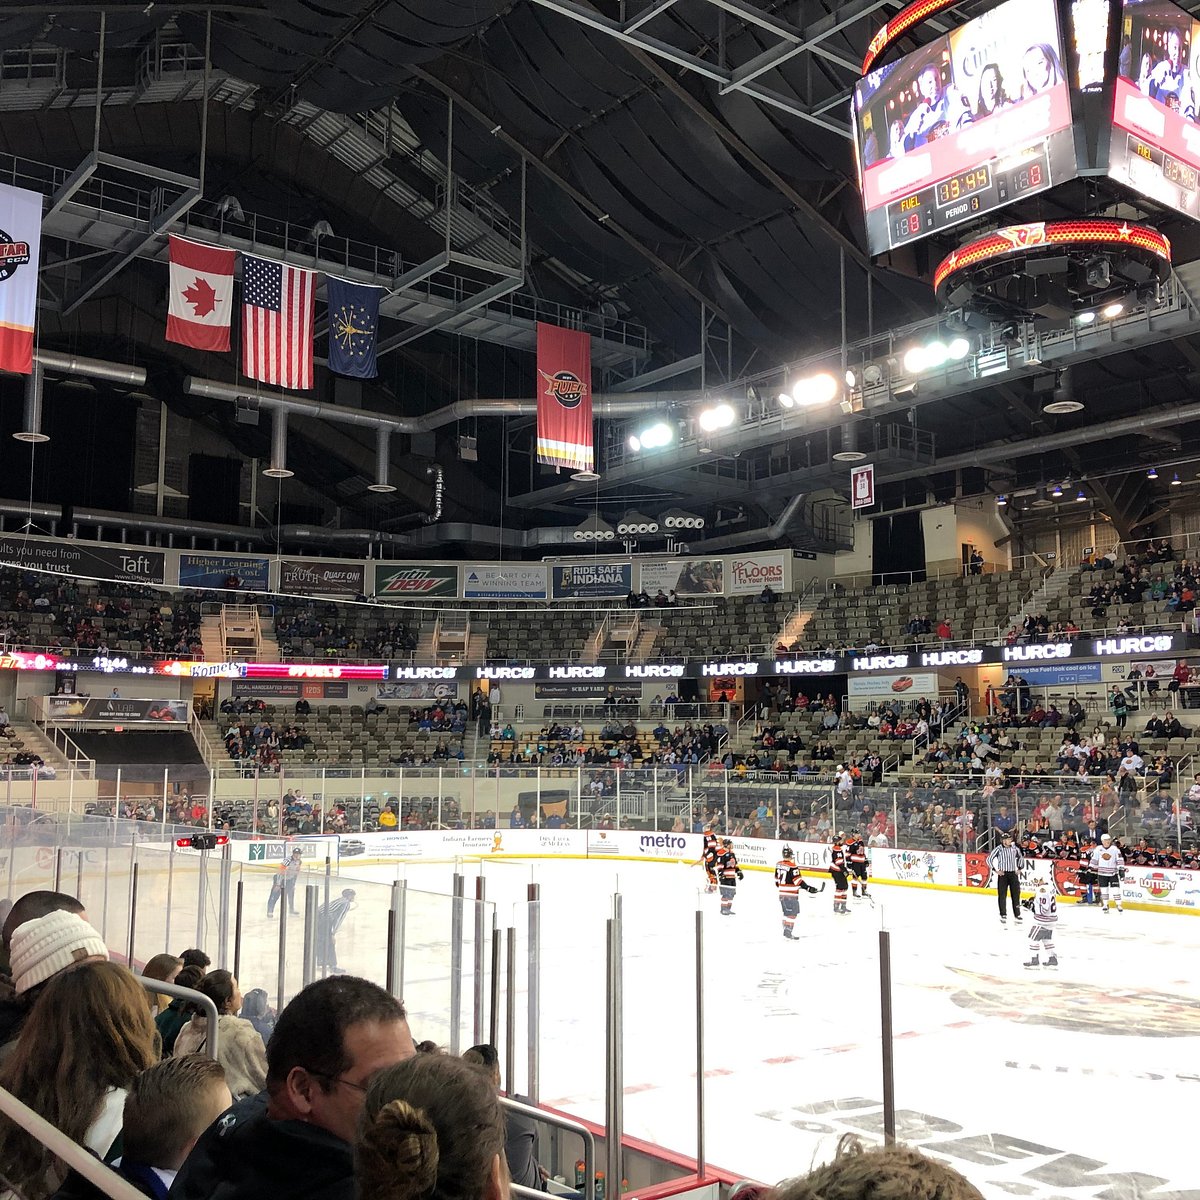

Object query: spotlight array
[697,402,735,432]
[627,421,673,453]
[901,337,970,375]
[780,372,840,408]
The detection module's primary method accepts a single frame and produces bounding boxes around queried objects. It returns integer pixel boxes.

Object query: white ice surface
[232,855,1200,1200]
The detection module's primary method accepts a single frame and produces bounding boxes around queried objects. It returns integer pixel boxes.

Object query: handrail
[0,1085,145,1200]
[500,1096,596,1200]
[137,976,220,1060]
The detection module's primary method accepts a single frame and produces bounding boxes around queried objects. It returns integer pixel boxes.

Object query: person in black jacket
[462,1043,547,1191]
[169,975,415,1200]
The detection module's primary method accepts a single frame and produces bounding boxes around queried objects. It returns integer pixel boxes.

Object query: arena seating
[795,565,1045,650]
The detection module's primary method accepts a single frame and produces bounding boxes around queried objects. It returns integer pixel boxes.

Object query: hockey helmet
[722,837,733,847]
[1101,832,1112,843]
[781,846,794,859]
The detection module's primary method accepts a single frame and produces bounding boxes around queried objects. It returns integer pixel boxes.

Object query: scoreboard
[853,0,1078,256]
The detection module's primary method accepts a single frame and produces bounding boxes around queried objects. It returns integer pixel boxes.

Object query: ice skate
[1045,955,1058,967]
[1024,957,1040,968]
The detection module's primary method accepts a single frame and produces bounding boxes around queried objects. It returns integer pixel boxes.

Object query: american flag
[241,254,316,389]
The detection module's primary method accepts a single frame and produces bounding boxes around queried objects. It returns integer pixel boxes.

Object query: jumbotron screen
[1110,0,1200,217]
[852,0,1079,256]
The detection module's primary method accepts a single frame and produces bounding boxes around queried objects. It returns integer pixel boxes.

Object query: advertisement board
[1110,0,1200,218]
[462,564,547,599]
[551,562,632,599]
[178,553,270,591]
[847,671,941,700]
[377,680,459,702]
[853,0,1077,255]
[637,558,725,596]
[1010,662,1104,685]
[374,563,458,598]
[279,559,365,597]
[0,536,165,584]
[728,552,790,595]
[46,697,188,723]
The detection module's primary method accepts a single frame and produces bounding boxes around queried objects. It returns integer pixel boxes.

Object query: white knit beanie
[9,910,108,995]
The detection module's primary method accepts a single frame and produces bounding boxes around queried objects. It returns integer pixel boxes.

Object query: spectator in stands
[141,952,183,1014]
[462,1043,545,1192]
[0,961,159,1200]
[759,584,777,604]
[0,890,86,985]
[968,547,985,575]
[653,589,669,607]
[936,618,953,639]
[0,909,106,1061]
[356,1052,508,1200]
[156,964,206,1056]
[170,976,416,1200]
[173,970,268,1100]
[241,988,276,1047]
[50,1055,234,1200]
[625,589,638,608]
[296,696,311,716]
[1109,686,1129,729]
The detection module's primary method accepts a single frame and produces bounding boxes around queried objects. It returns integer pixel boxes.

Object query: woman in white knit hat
[0,909,109,1063]
[0,957,158,1200]
[172,968,267,1099]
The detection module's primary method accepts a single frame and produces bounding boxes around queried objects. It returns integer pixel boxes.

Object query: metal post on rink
[126,863,140,969]
[195,848,208,950]
[74,852,83,910]
[322,857,332,981]
[303,884,318,988]
[217,841,232,968]
[100,846,110,941]
[233,877,244,981]
[276,896,289,1013]
[164,841,175,954]
[54,847,63,892]
[505,925,517,1097]
[695,907,706,1179]
[605,893,624,1195]
[489,914,500,1047]
[879,928,896,1145]
[527,880,540,1102]
[473,876,487,1043]
[387,879,407,1000]
[450,872,465,1054]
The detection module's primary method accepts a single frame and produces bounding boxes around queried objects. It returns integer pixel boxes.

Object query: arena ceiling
[8,0,1200,551]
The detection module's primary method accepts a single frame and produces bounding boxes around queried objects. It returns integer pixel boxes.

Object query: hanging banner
[851,463,875,509]
[0,183,42,375]
[278,559,365,596]
[0,536,164,583]
[462,564,547,599]
[728,552,790,595]
[536,322,593,473]
[178,553,269,591]
[638,558,725,596]
[46,697,188,724]
[551,562,631,599]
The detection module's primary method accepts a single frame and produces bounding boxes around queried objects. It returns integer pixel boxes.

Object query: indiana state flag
[327,276,382,378]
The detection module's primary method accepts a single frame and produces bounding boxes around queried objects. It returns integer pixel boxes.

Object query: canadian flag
[166,234,235,351]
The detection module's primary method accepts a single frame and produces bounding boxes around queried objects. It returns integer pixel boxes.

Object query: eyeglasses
[308,1071,368,1095]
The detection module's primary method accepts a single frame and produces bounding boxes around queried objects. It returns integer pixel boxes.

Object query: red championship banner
[536,322,593,472]
[0,184,42,375]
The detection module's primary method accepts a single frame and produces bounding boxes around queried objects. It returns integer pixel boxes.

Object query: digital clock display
[935,167,992,207]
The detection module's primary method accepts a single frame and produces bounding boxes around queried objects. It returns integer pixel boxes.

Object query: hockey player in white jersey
[1089,832,1125,913]
[1021,883,1058,968]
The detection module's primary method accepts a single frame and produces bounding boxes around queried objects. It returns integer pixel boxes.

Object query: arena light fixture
[1172,472,1182,486]
[844,368,858,388]
[1147,466,1160,479]
[1076,311,1097,325]
[697,402,736,433]
[947,336,971,361]
[777,390,795,409]
[902,346,928,374]
[791,372,841,406]
[1050,482,1064,498]
[1076,488,1087,502]
[996,494,1007,506]
[1102,301,1125,319]
[628,420,674,453]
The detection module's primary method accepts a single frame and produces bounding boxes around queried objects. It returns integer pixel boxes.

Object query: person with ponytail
[355,1053,508,1200]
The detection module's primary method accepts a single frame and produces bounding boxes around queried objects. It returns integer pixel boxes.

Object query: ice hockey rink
[224,853,1200,1200]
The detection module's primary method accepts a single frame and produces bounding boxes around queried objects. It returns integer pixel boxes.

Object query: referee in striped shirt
[987,833,1024,925]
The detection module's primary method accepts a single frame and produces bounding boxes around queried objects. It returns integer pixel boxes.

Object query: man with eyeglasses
[169,975,416,1200]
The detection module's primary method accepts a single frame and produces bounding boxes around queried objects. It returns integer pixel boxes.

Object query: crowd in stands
[486,718,726,773]
[0,568,204,660]
[274,605,416,660]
